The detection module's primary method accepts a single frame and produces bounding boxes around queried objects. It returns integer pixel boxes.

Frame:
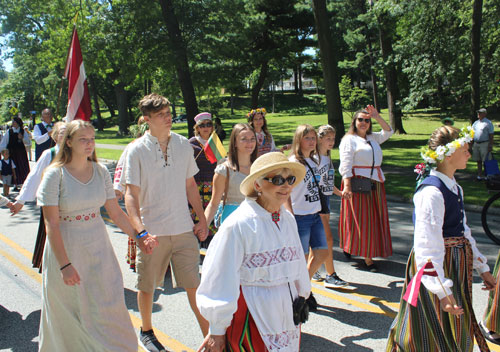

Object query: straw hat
[240,152,306,197]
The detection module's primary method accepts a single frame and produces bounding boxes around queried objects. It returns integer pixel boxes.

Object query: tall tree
[311,0,344,143]
[470,0,483,123]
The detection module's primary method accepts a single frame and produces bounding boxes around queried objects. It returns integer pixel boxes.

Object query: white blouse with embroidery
[414,170,489,299]
[196,198,311,351]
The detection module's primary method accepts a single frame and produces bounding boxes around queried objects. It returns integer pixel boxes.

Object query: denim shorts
[294,213,328,255]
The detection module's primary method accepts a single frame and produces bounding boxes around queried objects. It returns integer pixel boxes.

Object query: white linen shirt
[414,170,489,299]
[125,132,199,236]
[338,129,393,182]
[197,198,311,351]
[33,122,52,145]
[16,145,59,204]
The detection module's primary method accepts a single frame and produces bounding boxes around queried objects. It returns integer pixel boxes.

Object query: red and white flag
[403,260,438,307]
[64,28,92,122]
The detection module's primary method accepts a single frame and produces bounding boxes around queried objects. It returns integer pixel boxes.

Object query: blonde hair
[290,124,319,165]
[428,126,461,152]
[52,120,97,168]
[317,124,336,157]
[51,122,66,143]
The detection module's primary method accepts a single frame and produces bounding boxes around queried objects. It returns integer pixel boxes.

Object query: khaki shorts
[136,231,200,292]
[472,141,490,162]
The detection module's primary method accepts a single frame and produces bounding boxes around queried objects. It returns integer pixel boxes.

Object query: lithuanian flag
[204,131,227,164]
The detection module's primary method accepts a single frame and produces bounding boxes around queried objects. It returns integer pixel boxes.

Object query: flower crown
[420,125,474,165]
[247,107,267,118]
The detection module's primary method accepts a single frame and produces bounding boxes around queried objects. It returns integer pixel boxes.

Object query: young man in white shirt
[125,94,208,352]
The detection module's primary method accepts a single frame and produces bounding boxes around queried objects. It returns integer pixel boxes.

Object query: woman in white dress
[37,120,158,351]
[197,152,311,352]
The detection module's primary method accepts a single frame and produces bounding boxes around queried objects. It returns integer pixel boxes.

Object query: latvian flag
[403,260,438,307]
[204,131,227,164]
[64,28,92,122]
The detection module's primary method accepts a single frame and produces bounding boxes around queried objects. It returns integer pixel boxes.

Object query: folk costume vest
[35,123,55,161]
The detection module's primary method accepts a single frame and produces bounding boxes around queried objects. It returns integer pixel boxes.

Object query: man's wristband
[136,230,148,239]
[60,263,72,271]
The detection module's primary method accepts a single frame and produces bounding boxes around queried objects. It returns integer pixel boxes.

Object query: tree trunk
[230,93,234,115]
[470,0,483,124]
[89,78,103,131]
[251,61,269,108]
[311,0,345,145]
[159,0,199,137]
[378,14,406,134]
[115,82,129,135]
[298,64,303,96]
[293,66,299,93]
[366,26,380,111]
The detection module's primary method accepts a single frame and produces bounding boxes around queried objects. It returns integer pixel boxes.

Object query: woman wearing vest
[10,122,66,271]
[338,105,393,272]
[189,112,218,248]
[247,108,290,157]
[0,117,31,188]
[386,125,495,352]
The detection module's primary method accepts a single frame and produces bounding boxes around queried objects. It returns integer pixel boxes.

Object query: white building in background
[269,75,317,92]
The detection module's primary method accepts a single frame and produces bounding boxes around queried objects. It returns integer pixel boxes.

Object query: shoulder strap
[50,147,56,161]
[367,141,375,178]
[305,160,322,193]
[222,162,230,206]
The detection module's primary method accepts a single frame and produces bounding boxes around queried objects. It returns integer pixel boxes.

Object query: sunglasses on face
[198,122,213,128]
[263,175,296,186]
[357,118,371,123]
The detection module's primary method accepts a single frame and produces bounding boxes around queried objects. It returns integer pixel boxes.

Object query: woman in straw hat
[196,152,311,352]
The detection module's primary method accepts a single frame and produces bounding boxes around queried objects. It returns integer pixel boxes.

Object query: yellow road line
[0,232,194,352]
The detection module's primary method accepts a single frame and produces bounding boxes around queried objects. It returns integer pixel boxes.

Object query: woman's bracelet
[60,263,72,271]
[136,230,148,240]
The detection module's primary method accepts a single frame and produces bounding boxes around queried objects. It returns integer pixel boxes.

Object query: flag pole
[56,20,78,120]
[427,259,454,307]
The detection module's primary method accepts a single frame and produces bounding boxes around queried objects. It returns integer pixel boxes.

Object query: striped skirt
[483,250,500,334]
[339,178,392,258]
[386,237,489,352]
[226,289,268,352]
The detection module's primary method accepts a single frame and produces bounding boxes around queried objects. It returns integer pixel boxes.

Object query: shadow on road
[0,305,40,351]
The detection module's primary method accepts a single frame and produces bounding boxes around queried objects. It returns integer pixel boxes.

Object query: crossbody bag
[350,141,375,194]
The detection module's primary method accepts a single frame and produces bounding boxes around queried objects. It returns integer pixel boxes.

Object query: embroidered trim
[262,329,299,350]
[243,247,300,268]
[60,212,98,222]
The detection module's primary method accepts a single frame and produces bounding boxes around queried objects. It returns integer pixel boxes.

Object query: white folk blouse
[414,170,489,299]
[338,129,393,182]
[197,198,311,351]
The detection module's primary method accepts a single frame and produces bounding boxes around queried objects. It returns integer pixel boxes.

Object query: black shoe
[365,262,378,272]
[306,293,318,312]
[479,320,500,345]
[343,251,351,259]
[12,186,19,192]
[139,329,167,352]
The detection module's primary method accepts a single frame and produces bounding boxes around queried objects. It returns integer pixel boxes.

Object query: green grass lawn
[94,107,500,206]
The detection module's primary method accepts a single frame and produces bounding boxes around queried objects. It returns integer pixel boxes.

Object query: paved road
[0,162,499,352]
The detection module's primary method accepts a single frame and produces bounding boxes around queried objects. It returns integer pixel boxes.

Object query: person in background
[33,108,56,161]
[204,123,257,228]
[10,122,66,272]
[23,126,33,161]
[0,117,30,189]
[37,120,158,351]
[247,108,290,157]
[0,149,16,197]
[386,125,495,352]
[312,124,348,289]
[213,117,226,142]
[472,108,494,181]
[189,112,218,248]
[197,152,311,352]
[442,117,454,126]
[338,105,393,272]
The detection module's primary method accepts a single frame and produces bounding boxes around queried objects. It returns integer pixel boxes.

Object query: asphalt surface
[0,160,499,352]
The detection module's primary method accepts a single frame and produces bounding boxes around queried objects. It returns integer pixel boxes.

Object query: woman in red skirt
[338,105,393,272]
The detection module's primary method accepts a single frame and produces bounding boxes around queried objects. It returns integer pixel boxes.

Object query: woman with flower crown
[386,125,495,352]
[247,108,290,157]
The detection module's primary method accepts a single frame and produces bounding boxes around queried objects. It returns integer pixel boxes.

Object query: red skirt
[226,289,268,352]
[339,178,392,258]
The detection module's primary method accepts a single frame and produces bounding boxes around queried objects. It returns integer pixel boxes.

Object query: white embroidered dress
[197,198,311,351]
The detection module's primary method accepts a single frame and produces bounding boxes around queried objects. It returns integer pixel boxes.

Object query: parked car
[173,114,187,123]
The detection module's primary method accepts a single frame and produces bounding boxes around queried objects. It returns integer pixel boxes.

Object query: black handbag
[304,160,329,214]
[351,141,375,194]
[289,283,309,325]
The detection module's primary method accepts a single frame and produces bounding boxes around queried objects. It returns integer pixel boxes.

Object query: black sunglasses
[198,122,213,128]
[264,175,296,186]
[357,118,371,123]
